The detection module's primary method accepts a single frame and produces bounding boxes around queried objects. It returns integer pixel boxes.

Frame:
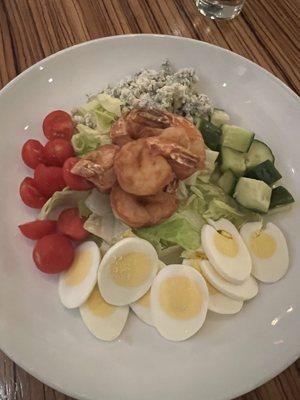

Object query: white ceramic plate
[0,35,299,400]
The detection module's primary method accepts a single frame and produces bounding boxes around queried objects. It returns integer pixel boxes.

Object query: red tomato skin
[62,157,94,191]
[44,139,74,166]
[34,164,66,198]
[19,220,57,240]
[33,233,74,274]
[43,110,74,141]
[19,177,47,208]
[21,139,45,169]
[57,208,89,241]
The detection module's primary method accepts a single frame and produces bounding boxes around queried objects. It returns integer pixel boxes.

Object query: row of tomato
[19,110,94,275]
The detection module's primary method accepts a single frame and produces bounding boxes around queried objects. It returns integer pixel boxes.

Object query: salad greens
[71,94,122,156]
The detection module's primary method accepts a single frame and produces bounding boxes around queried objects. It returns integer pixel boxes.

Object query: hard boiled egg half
[183,259,243,315]
[130,260,165,326]
[80,286,129,341]
[98,238,159,306]
[151,265,209,341]
[59,241,100,309]
[201,218,252,284]
[240,222,289,283]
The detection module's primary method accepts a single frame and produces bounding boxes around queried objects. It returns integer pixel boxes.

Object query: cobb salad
[18,62,294,342]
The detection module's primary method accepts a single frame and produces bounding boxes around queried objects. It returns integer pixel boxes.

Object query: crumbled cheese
[101,61,213,121]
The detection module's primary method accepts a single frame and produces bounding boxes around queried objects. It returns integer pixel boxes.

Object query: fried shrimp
[110,184,179,228]
[114,138,174,196]
[110,109,170,145]
[71,144,119,192]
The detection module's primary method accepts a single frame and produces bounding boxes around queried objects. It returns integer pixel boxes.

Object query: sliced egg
[98,238,159,306]
[59,241,100,309]
[200,259,258,301]
[151,265,209,341]
[130,261,166,326]
[183,259,243,314]
[240,222,289,283]
[201,218,252,284]
[80,286,129,341]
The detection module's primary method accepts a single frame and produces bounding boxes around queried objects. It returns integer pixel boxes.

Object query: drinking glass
[195,0,246,20]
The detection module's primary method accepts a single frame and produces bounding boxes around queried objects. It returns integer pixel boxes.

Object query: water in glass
[195,0,246,20]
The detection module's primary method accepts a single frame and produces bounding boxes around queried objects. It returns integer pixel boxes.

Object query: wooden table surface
[0,0,299,399]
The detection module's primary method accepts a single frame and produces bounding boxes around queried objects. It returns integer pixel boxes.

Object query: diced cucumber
[221,125,254,152]
[211,109,230,127]
[245,139,275,169]
[220,147,246,177]
[233,177,272,213]
[198,118,221,151]
[245,160,282,185]
[217,170,237,195]
[270,186,295,209]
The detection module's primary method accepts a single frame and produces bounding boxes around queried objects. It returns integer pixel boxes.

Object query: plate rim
[0,33,299,400]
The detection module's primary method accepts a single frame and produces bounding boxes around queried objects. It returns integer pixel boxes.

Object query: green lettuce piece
[71,124,111,156]
[38,189,91,220]
[84,212,129,244]
[97,93,122,116]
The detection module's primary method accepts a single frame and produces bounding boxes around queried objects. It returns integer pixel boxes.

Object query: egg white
[200,259,258,301]
[240,222,289,283]
[201,218,252,284]
[183,259,243,314]
[151,265,209,341]
[80,286,129,341]
[59,241,100,309]
[98,238,159,306]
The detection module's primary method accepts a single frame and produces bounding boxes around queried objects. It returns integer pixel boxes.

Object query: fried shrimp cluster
[72,108,206,228]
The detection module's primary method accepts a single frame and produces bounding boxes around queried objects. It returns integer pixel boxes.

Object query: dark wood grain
[0,0,299,399]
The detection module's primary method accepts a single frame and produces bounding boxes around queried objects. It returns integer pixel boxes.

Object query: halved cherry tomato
[21,139,45,169]
[43,110,74,141]
[62,157,93,191]
[19,177,47,208]
[34,164,66,198]
[33,233,74,274]
[57,208,89,241]
[19,220,57,240]
[44,138,75,166]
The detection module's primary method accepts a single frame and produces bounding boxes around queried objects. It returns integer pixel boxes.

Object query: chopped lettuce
[38,189,91,220]
[84,213,129,244]
[72,94,122,156]
[85,189,112,216]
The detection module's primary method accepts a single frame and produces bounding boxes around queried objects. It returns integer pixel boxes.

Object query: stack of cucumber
[197,110,294,214]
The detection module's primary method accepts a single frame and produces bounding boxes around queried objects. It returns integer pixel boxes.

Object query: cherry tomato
[19,220,57,240]
[34,164,66,198]
[57,208,89,241]
[62,157,93,191]
[44,139,74,166]
[19,177,47,208]
[21,139,45,169]
[43,110,74,141]
[33,233,74,274]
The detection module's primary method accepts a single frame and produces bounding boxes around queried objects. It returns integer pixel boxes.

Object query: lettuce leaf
[84,213,129,244]
[71,124,111,156]
[38,189,91,220]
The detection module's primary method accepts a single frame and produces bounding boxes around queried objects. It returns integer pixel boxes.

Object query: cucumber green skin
[245,139,275,170]
[198,119,221,151]
[220,147,246,177]
[234,177,272,213]
[270,186,295,209]
[217,170,237,195]
[221,125,255,153]
[245,160,282,185]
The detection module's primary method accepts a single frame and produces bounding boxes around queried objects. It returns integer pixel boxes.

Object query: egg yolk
[64,250,92,286]
[159,276,202,320]
[136,289,151,308]
[85,287,116,317]
[250,231,277,259]
[110,252,151,287]
[214,230,238,257]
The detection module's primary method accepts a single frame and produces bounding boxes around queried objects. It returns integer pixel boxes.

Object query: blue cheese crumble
[102,61,213,121]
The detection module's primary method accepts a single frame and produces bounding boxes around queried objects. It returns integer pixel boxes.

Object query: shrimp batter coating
[71,144,119,192]
[114,138,174,196]
[110,184,179,228]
